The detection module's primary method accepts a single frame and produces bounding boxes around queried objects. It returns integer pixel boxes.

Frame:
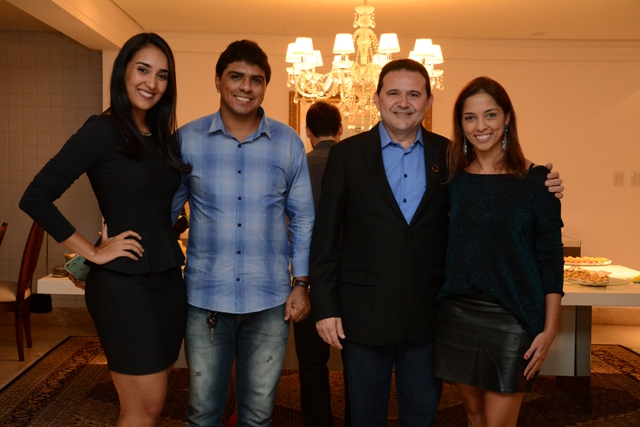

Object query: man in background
[305,101,343,207]
[295,101,348,427]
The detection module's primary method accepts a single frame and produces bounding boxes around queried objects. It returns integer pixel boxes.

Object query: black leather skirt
[434,294,536,393]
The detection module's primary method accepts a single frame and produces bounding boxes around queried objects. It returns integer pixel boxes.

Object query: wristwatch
[292,279,310,293]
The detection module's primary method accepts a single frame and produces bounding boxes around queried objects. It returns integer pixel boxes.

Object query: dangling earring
[502,123,509,152]
[462,133,468,156]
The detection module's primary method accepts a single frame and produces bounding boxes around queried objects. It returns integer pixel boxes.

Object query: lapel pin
[432,164,439,173]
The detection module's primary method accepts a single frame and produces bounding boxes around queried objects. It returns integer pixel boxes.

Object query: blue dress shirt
[172,108,315,314]
[379,124,426,224]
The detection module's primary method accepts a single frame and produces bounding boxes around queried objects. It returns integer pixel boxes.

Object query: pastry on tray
[564,256,611,266]
[564,266,610,284]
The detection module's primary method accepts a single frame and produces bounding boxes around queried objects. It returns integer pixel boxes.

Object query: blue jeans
[342,341,442,427]
[185,303,290,427]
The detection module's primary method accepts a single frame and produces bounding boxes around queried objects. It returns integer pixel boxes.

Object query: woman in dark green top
[434,77,564,427]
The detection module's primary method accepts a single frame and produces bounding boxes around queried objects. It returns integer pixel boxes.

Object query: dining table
[540,264,640,411]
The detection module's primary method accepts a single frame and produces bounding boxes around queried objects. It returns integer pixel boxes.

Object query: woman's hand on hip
[91,223,143,264]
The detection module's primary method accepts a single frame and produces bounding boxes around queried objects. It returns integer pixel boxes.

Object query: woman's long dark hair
[102,33,190,172]
[447,77,525,180]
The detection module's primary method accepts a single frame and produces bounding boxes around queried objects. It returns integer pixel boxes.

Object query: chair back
[0,222,7,248]
[16,222,45,303]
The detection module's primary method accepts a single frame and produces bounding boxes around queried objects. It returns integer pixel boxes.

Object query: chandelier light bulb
[293,37,315,55]
[431,45,444,64]
[285,43,300,63]
[413,39,433,55]
[333,34,356,54]
[378,33,400,53]
[312,50,324,67]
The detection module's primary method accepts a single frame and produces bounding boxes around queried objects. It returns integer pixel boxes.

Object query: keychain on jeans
[207,311,218,342]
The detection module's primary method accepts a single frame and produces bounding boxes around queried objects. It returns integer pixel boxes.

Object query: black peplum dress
[20,115,187,375]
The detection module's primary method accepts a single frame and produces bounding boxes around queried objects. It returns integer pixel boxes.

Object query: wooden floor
[0,323,96,388]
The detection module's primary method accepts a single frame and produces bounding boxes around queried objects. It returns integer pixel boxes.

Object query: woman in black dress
[434,77,564,427]
[20,33,190,426]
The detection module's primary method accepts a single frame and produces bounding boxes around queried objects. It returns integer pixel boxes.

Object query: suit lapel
[363,125,406,221]
[409,127,444,227]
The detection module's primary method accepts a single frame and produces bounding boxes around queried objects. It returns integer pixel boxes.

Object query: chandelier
[285,0,444,131]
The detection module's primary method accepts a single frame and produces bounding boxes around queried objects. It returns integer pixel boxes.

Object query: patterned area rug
[1,337,640,426]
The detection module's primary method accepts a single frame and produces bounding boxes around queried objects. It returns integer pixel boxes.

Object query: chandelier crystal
[286,1,444,131]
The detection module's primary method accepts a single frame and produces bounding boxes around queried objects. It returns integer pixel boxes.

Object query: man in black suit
[294,101,344,427]
[309,59,562,426]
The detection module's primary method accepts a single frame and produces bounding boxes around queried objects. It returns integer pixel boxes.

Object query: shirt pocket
[251,164,288,204]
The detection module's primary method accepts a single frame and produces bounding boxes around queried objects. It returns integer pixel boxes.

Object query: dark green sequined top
[439,165,564,336]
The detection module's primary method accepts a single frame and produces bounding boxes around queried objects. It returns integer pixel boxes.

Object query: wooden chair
[0,222,7,248]
[0,222,45,361]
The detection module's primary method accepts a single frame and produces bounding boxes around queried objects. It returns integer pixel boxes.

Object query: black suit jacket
[309,123,450,346]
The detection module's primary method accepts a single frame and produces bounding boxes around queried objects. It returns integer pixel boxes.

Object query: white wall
[101,34,640,271]
[0,31,103,283]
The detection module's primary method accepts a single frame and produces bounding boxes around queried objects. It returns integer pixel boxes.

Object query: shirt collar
[208,106,271,141]
[378,123,424,150]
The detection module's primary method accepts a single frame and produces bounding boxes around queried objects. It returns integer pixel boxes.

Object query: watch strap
[292,279,310,292]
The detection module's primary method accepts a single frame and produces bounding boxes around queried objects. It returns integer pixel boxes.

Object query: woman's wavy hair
[102,33,190,172]
[447,76,525,180]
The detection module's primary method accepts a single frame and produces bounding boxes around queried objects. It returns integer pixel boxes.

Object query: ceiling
[0,0,55,32]
[1,0,639,43]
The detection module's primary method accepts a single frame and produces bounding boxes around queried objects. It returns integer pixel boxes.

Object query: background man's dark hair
[306,101,342,137]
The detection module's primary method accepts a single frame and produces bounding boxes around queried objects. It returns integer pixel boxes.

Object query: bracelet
[292,279,310,293]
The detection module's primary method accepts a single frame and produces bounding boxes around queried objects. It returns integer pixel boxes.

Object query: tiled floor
[1,317,639,390]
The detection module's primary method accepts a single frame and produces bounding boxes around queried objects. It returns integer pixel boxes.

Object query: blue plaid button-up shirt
[172,108,314,314]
